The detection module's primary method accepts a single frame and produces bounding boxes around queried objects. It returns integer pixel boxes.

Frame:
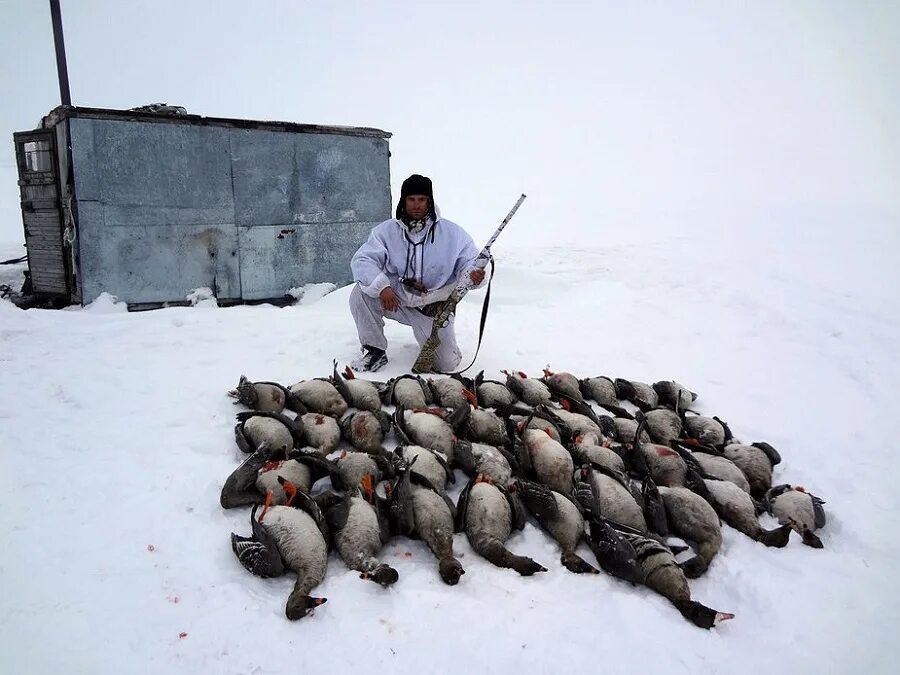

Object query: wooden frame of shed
[13,105,392,308]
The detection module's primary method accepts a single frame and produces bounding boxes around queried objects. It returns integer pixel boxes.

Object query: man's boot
[349,345,388,373]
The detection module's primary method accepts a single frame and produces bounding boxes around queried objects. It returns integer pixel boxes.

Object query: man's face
[405,195,429,220]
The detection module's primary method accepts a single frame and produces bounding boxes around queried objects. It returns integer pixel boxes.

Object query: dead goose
[234,411,305,456]
[319,475,399,586]
[221,446,335,508]
[515,478,599,574]
[628,418,688,488]
[594,518,733,629]
[388,458,465,585]
[642,407,683,446]
[535,401,605,445]
[288,378,348,417]
[673,443,751,494]
[393,444,455,491]
[652,380,697,412]
[330,361,384,413]
[231,482,329,620]
[568,440,626,475]
[453,439,518,485]
[704,478,791,547]
[333,449,395,491]
[474,370,516,409]
[577,479,733,629]
[255,453,336,504]
[228,375,302,414]
[504,370,553,406]
[579,375,618,408]
[457,475,547,576]
[382,374,433,409]
[578,463,648,533]
[612,415,649,445]
[681,412,727,448]
[460,406,510,448]
[297,413,342,454]
[393,405,469,464]
[614,378,659,412]
[506,407,564,444]
[764,484,826,548]
[427,375,478,409]
[540,367,584,403]
[657,485,722,578]
[514,423,575,495]
[722,442,781,498]
[580,375,632,418]
[340,409,392,453]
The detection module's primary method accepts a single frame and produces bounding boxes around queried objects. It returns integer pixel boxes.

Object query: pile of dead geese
[221,365,827,628]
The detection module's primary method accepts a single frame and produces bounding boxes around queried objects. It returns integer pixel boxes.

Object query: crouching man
[349,173,485,373]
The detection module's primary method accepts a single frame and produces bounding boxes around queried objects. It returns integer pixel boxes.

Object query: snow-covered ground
[1,226,899,674]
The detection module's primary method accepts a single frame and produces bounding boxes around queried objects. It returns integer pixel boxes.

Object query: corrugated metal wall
[68,117,390,304]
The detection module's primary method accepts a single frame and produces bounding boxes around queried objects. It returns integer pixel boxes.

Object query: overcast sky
[0,0,897,246]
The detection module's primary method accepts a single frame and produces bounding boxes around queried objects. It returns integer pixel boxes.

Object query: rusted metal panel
[237,221,379,300]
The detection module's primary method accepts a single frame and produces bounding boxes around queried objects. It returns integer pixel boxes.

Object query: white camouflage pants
[349,284,462,372]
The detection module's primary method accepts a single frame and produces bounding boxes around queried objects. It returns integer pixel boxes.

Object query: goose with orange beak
[231,480,329,620]
[427,375,478,409]
[318,474,399,586]
[456,474,547,576]
[453,440,517,485]
[539,368,584,403]
[334,449,395,491]
[221,445,336,509]
[330,361,384,412]
[763,484,826,548]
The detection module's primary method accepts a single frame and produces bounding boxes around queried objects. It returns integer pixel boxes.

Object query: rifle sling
[441,256,495,376]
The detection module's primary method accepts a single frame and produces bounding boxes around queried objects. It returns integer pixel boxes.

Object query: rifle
[411,194,527,374]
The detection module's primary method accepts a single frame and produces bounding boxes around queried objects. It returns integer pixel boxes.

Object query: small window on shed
[23,140,53,172]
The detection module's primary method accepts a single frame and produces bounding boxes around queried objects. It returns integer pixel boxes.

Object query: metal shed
[13,105,392,307]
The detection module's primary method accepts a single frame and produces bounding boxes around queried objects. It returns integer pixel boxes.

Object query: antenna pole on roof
[48,0,72,106]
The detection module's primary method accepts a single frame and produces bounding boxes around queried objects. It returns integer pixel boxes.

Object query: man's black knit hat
[400,174,433,198]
